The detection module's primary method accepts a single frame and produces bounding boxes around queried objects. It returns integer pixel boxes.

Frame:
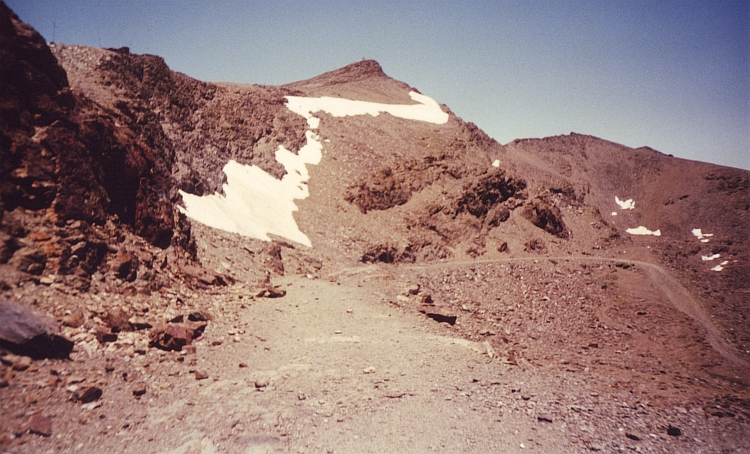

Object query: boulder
[149,321,207,351]
[111,250,139,282]
[0,299,73,359]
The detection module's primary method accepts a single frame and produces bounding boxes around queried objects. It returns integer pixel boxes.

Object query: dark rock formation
[0,298,73,359]
[0,1,181,285]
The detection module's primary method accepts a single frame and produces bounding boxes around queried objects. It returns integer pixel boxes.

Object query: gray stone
[0,299,73,359]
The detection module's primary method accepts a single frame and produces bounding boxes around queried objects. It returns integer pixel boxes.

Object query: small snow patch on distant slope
[615,196,635,210]
[711,261,729,272]
[692,228,713,243]
[626,226,661,236]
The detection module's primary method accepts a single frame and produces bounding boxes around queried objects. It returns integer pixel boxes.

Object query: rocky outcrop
[0,2,181,285]
[521,195,568,238]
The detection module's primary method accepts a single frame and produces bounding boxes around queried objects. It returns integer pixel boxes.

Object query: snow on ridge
[615,196,635,210]
[626,226,661,236]
[701,253,720,261]
[284,91,449,128]
[179,90,448,247]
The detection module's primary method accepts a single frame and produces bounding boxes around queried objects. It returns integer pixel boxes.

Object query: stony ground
[2,233,749,453]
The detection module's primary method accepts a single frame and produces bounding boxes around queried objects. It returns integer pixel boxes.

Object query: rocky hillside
[1,2,748,452]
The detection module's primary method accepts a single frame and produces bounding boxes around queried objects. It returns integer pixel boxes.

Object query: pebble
[81,401,102,411]
[195,371,209,380]
[363,367,376,374]
[76,386,103,403]
[8,355,32,371]
[537,414,553,423]
[28,415,52,437]
[667,425,682,437]
[132,383,147,396]
[255,378,269,388]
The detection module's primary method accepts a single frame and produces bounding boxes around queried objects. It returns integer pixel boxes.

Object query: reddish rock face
[0,2,176,286]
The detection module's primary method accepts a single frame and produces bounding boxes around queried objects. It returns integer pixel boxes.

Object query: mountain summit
[286,59,388,87]
[1,3,748,452]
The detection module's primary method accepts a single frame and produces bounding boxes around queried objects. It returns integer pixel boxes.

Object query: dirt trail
[137,272,567,454]
[6,258,750,454]
[106,259,747,454]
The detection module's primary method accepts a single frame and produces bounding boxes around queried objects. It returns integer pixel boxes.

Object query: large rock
[0,299,73,359]
[149,321,207,351]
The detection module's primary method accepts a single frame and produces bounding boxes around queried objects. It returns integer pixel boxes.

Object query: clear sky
[8,0,749,170]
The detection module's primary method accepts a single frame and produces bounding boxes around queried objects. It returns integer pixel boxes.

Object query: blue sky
[8,0,749,170]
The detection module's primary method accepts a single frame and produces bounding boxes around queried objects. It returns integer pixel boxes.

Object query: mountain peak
[287,59,386,87]
[283,59,413,102]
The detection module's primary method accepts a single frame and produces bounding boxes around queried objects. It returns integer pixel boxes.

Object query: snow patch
[626,226,661,236]
[285,91,449,128]
[492,159,500,168]
[692,228,713,243]
[615,196,635,210]
[701,254,720,261]
[711,260,729,272]
[178,130,323,247]
[611,212,617,216]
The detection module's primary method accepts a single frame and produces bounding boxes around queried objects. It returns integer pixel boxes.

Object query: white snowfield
[615,196,635,210]
[626,226,661,236]
[179,91,448,247]
[285,91,449,129]
[701,253,720,261]
[179,130,322,246]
